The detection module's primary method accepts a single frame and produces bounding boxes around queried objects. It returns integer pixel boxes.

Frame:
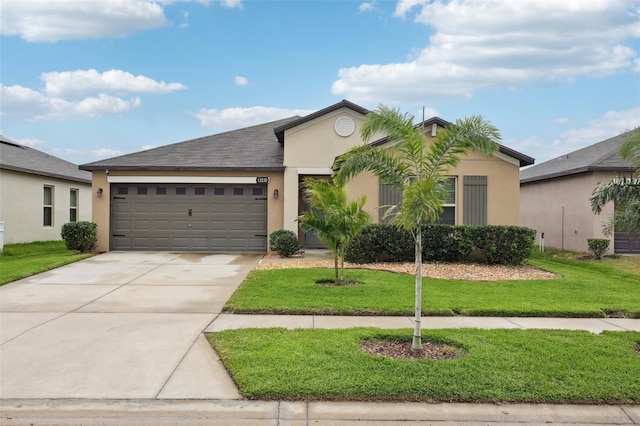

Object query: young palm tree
[591,128,640,236]
[298,178,371,285]
[333,105,500,351]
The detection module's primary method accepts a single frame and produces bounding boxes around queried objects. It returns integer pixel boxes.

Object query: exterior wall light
[97,188,103,198]
[273,189,279,199]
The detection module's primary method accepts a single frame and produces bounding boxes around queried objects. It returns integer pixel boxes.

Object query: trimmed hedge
[60,221,97,253]
[345,224,536,265]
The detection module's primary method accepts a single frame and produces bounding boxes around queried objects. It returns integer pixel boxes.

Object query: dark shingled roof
[80,117,299,171]
[520,131,635,184]
[0,135,91,183]
[371,117,535,167]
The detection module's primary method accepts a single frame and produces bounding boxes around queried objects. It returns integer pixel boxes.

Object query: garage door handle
[188,208,192,216]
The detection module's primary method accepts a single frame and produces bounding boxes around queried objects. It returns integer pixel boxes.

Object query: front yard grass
[0,240,92,285]
[207,327,640,403]
[224,252,640,317]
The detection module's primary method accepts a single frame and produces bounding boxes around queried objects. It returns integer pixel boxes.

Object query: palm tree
[333,105,500,351]
[298,178,371,285]
[591,128,640,236]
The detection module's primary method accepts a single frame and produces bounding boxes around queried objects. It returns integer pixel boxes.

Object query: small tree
[334,105,500,351]
[298,179,370,285]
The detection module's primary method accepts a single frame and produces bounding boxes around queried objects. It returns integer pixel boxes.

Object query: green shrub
[470,225,536,265]
[422,225,475,262]
[269,229,301,258]
[344,224,413,263]
[587,238,610,260]
[345,224,536,265]
[60,221,97,253]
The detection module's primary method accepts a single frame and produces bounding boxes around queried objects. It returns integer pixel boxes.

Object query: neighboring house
[0,136,92,245]
[520,131,639,254]
[80,100,534,253]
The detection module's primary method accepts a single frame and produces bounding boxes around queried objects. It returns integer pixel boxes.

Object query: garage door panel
[111,183,267,251]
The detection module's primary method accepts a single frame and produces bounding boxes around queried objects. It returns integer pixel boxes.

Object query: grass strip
[224,254,640,318]
[0,240,92,285]
[208,327,640,403]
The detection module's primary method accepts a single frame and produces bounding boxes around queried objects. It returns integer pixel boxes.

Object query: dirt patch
[257,256,559,282]
[361,339,465,360]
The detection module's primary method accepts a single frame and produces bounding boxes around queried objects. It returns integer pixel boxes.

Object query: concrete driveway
[0,251,260,399]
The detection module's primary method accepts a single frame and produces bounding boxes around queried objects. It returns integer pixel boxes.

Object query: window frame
[44,185,54,227]
[69,188,78,222]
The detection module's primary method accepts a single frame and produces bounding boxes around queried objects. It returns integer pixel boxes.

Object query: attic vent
[558,155,569,162]
[335,116,355,137]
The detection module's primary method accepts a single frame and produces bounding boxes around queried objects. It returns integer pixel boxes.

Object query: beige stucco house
[520,130,639,254]
[0,136,92,246]
[80,100,534,253]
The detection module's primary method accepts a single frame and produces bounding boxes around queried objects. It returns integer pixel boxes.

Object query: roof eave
[1,165,92,184]
[520,165,636,184]
[80,165,285,172]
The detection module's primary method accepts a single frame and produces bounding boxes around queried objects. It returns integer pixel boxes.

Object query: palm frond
[333,144,409,187]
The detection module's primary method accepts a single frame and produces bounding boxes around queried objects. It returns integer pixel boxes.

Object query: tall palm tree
[591,128,640,236]
[333,105,500,351]
[298,178,371,285]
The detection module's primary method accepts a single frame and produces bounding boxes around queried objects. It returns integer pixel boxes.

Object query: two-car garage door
[111,184,267,251]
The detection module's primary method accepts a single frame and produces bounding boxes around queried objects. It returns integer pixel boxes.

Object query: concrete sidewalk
[207,313,640,333]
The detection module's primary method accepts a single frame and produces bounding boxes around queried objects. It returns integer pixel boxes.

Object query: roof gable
[81,117,298,171]
[520,131,635,183]
[370,117,534,167]
[0,136,91,183]
[274,100,370,143]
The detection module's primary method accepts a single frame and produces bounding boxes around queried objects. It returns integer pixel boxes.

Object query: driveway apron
[0,252,260,399]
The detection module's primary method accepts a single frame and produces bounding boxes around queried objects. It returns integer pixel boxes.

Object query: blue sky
[1,0,639,166]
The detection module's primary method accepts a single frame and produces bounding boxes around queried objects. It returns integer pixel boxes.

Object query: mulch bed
[361,340,465,360]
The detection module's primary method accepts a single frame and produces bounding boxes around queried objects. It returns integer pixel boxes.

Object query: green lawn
[224,252,640,317]
[0,240,92,285]
[207,327,640,403]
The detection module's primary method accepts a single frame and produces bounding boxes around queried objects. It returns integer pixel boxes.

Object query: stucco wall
[0,169,91,244]
[282,107,373,232]
[90,170,284,252]
[520,171,614,252]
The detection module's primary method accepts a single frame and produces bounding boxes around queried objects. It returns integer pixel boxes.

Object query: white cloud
[0,0,168,42]
[1,69,184,120]
[141,144,157,150]
[553,118,570,125]
[42,69,186,97]
[92,148,124,158]
[193,106,315,130]
[0,83,142,120]
[333,0,640,104]
[359,2,376,13]
[234,76,250,86]
[220,0,243,9]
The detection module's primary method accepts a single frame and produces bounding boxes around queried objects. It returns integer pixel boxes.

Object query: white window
[70,189,78,222]
[44,185,54,226]
[440,177,456,225]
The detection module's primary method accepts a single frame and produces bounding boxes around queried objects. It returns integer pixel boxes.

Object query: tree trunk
[334,251,340,284]
[412,229,423,351]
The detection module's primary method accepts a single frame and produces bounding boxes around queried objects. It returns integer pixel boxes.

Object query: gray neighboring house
[520,131,639,254]
[0,136,92,245]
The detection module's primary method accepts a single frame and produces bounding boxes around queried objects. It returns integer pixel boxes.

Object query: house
[520,131,639,254]
[0,136,92,245]
[80,100,534,253]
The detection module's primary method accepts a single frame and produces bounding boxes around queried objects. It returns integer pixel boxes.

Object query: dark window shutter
[463,176,487,225]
